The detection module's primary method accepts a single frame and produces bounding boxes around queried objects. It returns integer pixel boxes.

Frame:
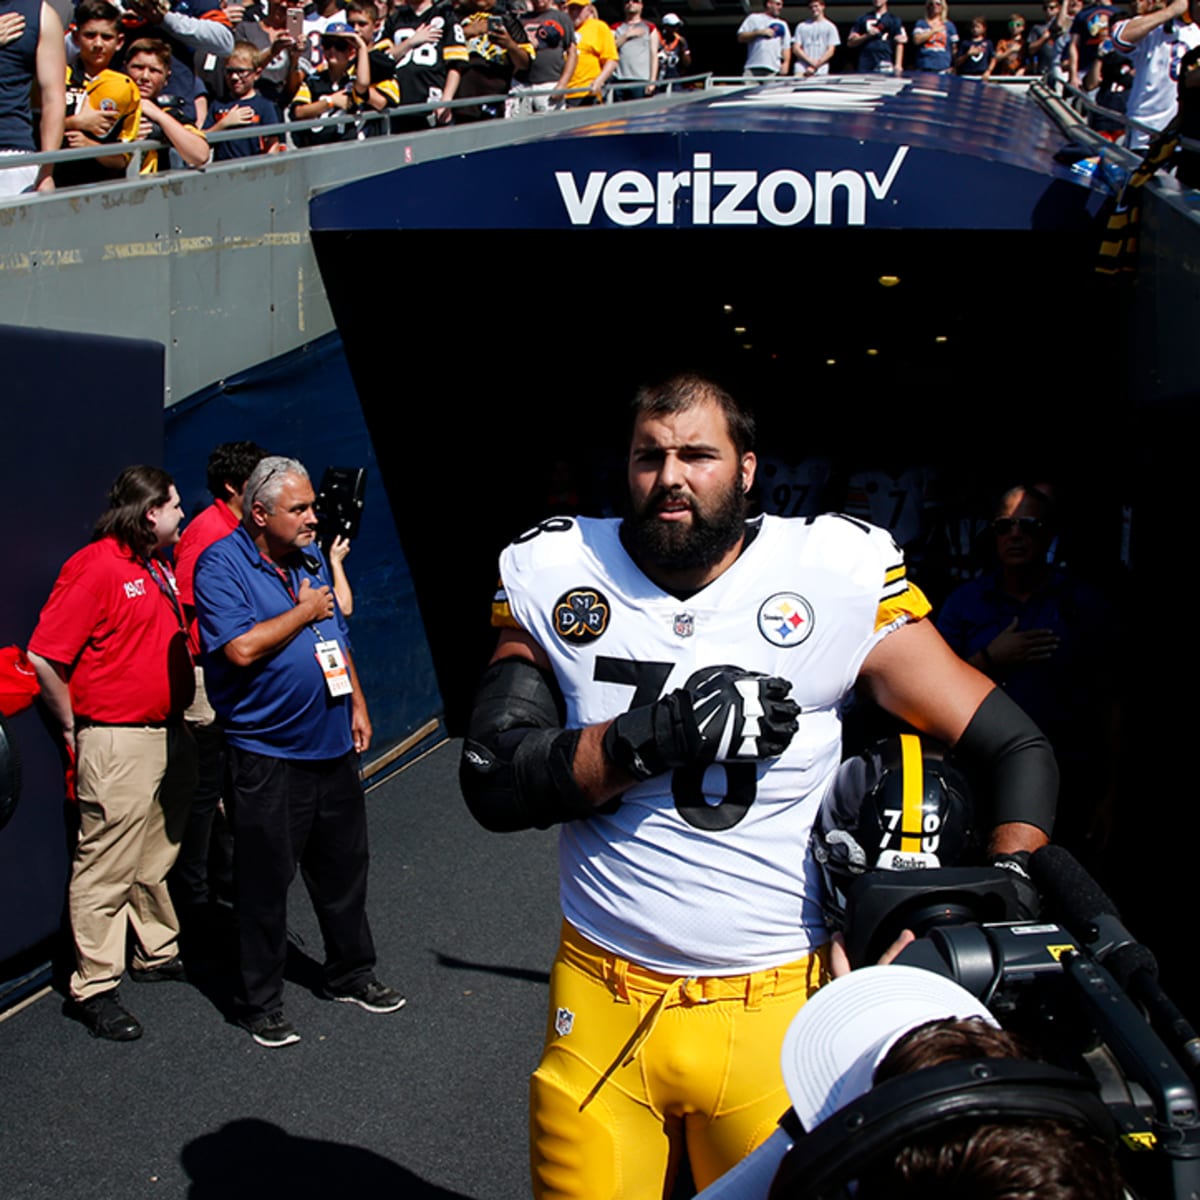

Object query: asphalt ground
[0,740,563,1200]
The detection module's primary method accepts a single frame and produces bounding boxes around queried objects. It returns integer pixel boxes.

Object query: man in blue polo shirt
[193,455,402,1048]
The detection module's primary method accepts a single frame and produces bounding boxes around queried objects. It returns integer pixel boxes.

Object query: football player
[461,373,1057,1200]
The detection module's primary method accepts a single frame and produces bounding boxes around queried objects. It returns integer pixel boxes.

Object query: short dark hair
[93,465,175,556]
[853,1019,1123,1200]
[630,373,756,457]
[74,0,121,28]
[345,0,379,17]
[125,37,171,68]
[206,441,268,500]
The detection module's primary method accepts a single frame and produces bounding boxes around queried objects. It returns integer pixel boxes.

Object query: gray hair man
[193,455,402,1048]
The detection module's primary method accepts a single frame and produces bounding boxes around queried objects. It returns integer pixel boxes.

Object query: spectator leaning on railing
[1112,0,1200,149]
[563,0,617,105]
[60,1,142,187]
[0,0,65,195]
[125,35,210,171]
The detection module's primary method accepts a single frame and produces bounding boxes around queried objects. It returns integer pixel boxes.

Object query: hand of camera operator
[830,929,915,978]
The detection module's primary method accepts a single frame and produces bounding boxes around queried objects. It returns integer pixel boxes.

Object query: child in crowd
[60,0,142,187]
[990,12,1028,75]
[124,38,210,173]
[954,15,995,75]
[290,21,399,146]
[205,41,283,160]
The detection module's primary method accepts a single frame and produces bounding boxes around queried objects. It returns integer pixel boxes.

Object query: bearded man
[460,373,1057,1200]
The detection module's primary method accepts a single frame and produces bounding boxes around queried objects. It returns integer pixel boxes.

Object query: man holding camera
[193,455,401,1049]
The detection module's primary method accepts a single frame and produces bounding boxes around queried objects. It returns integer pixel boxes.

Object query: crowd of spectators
[0,0,1195,191]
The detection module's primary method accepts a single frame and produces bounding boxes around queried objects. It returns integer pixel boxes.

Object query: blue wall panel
[0,325,164,969]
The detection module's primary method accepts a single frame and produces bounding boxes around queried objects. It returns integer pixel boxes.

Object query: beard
[624,476,749,575]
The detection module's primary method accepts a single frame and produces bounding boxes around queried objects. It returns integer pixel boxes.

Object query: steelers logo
[553,588,610,643]
[757,592,814,648]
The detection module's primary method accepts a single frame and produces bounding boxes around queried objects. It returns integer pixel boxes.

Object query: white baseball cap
[781,965,997,1131]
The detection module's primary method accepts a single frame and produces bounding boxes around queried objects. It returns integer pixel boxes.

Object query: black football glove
[603,666,800,782]
[992,850,1040,921]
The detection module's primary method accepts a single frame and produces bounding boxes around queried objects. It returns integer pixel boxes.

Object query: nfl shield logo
[673,612,694,638]
[555,1007,575,1037]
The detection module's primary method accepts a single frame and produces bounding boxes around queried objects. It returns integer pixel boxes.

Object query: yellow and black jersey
[385,2,469,106]
[291,56,400,145]
[59,65,141,186]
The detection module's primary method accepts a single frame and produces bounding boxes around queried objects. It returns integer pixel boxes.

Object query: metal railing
[0,71,719,185]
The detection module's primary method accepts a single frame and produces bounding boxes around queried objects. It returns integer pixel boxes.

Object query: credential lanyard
[144,556,187,636]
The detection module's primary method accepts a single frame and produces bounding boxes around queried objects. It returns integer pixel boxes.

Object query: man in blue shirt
[194,455,402,1048]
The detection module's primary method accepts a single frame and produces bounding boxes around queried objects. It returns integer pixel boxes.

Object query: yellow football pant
[531,922,828,1200]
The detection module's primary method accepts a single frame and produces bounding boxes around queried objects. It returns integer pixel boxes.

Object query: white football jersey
[495,513,929,974]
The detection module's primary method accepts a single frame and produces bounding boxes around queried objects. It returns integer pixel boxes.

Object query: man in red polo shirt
[28,466,197,1041]
[170,441,266,929]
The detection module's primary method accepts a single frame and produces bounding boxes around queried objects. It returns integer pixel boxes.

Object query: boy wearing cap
[657,12,690,82]
[290,21,399,144]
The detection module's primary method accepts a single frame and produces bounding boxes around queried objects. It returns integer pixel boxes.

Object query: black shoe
[241,1011,301,1048]
[129,956,187,983]
[325,977,406,1013]
[72,991,143,1041]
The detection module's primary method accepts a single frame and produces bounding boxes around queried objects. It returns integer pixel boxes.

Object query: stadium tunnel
[311,75,1128,728]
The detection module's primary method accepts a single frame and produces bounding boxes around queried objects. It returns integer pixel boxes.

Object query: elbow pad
[956,687,1058,836]
[459,658,589,832]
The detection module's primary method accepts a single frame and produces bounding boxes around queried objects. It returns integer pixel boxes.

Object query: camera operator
[695,962,1126,1199]
[776,964,1124,1199]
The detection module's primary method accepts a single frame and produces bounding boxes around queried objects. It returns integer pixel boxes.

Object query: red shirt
[28,536,193,723]
[174,498,238,654]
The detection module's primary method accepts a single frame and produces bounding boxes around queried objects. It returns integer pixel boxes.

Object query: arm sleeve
[162,11,236,55]
[956,686,1057,835]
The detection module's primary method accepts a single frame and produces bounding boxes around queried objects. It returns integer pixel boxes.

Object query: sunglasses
[991,517,1045,536]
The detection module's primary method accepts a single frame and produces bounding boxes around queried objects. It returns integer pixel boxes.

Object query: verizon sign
[555,146,909,228]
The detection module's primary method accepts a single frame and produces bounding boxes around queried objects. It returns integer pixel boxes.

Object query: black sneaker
[129,956,187,983]
[242,1011,301,1048]
[72,990,143,1041]
[326,977,406,1013]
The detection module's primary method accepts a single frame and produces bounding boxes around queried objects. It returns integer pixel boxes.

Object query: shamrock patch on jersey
[757,592,815,647]
[553,588,610,643]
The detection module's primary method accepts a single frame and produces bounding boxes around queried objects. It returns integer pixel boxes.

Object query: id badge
[315,639,353,697]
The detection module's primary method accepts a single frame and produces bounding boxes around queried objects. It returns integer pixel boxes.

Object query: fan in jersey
[384,0,467,130]
[1112,0,1200,151]
[61,0,141,187]
[289,22,399,146]
[124,37,210,174]
[460,373,1058,1200]
[454,0,532,122]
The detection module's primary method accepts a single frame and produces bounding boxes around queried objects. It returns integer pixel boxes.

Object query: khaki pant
[70,724,197,1002]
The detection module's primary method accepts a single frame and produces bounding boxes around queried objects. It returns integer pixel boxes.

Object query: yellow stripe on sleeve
[874,581,931,631]
[491,581,519,629]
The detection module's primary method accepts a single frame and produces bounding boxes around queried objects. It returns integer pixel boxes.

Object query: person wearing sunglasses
[936,484,1119,865]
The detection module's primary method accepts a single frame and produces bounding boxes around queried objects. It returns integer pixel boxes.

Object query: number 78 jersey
[494,513,930,974]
